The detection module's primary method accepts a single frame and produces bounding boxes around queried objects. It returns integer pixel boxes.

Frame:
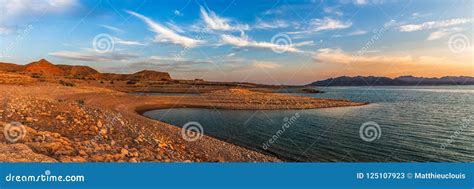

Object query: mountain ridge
[309,75,474,86]
[0,59,171,81]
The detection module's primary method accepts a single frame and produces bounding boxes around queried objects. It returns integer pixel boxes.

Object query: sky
[0,0,473,85]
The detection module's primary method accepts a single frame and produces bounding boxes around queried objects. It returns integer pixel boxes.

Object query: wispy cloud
[255,19,290,30]
[199,6,249,31]
[352,0,386,6]
[127,10,203,48]
[1,0,79,21]
[113,37,148,46]
[174,10,183,16]
[0,26,16,35]
[294,40,315,47]
[427,27,463,41]
[252,62,281,69]
[128,56,211,72]
[323,6,343,17]
[99,25,124,33]
[165,21,185,33]
[220,34,302,53]
[399,18,472,32]
[411,12,432,19]
[49,50,138,62]
[353,0,368,5]
[347,30,367,36]
[310,17,352,32]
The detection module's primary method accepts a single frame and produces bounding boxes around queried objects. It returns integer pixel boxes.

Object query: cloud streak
[113,37,148,46]
[399,18,472,32]
[127,10,203,48]
[220,34,303,53]
[128,56,211,72]
[255,19,290,30]
[1,0,79,21]
[310,18,352,32]
[427,27,463,41]
[49,50,138,62]
[99,25,124,33]
[199,6,249,31]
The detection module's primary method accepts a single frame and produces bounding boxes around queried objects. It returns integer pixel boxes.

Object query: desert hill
[97,71,171,81]
[0,62,24,72]
[128,70,171,81]
[24,59,64,75]
[56,64,100,78]
[0,59,172,81]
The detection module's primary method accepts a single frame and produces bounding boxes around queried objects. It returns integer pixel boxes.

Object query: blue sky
[0,0,472,84]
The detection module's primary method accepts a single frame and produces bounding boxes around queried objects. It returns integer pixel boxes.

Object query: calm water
[144,86,474,162]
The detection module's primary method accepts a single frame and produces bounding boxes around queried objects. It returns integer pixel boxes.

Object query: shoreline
[0,83,366,162]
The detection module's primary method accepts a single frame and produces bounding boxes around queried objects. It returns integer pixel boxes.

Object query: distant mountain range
[309,76,474,86]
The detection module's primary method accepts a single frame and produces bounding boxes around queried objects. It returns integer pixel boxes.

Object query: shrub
[126,79,138,85]
[59,80,75,87]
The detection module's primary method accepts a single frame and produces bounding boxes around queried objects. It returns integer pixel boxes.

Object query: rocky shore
[0,72,366,162]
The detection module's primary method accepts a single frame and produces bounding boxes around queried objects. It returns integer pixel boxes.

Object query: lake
[143,86,474,162]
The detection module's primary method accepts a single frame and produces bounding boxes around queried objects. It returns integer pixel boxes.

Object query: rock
[78,150,87,156]
[91,126,99,132]
[129,158,138,163]
[0,143,57,162]
[120,149,129,155]
[60,156,87,162]
[26,117,34,122]
[100,128,107,136]
[130,152,139,157]
[158,142,167,148]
